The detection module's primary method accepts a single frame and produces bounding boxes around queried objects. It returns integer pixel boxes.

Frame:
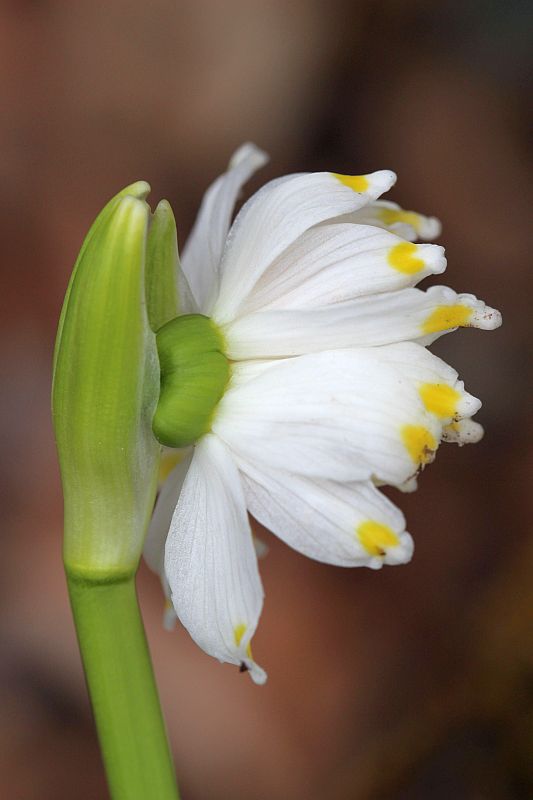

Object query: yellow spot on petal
[357,521,400,556]
[379,207,422,231]
[422,304,472,335]
[388,242,425,274]
[234,624,253,659]
[402,424,437,465]
[419,383,460,419]
[448,421,461,432]
[234,623,246,647]
[332,173,369,193]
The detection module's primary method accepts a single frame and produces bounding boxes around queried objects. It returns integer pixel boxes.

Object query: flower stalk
[67,572,179,800]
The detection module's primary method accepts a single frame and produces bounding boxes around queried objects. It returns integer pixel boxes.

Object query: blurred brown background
[1,1,531,798]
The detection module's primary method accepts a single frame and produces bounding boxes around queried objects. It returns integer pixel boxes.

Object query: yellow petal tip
[422,304,472,335]
[402,424,437,465]
[332,173,370,193]
[419,383,460,419]
[357,521,400,556]
[388,242,425,274]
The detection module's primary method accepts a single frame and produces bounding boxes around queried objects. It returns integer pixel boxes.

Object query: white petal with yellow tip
[239,459,412,569]
[224,286,500,356]
[339,200,441,242]
[368,343,482,422]
[237,224,446,315]
[164,435,266,684]
[215,348,443,488]
[212,169,396,322]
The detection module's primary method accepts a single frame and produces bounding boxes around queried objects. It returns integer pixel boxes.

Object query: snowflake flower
[145,144,501,684]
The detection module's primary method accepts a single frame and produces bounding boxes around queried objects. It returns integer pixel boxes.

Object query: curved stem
[67,570,180,800]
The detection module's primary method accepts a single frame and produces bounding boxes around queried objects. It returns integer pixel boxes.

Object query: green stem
[67,570,180,800]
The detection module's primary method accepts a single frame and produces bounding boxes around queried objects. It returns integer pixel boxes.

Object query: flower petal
[371,343,482,422]
[238,458,413,569]
[144,450,193,630]
[144,450,192,577]
[335,200,442,242]
[442,418,484,445]
[164,434,266,683]
[212,169,396,323]
[237,223,446,314]
[223,285,501,358]
[214,346,450,487]
[181,143,268,313]
[414,287,502,344]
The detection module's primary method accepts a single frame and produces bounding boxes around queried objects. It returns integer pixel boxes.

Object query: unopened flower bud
[53,183,179,578]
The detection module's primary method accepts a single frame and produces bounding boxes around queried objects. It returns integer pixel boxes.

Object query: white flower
[145,143,501,684]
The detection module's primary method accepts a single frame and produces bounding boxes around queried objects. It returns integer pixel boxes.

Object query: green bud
[152,315,230,448]
[53,181,151,376]
[145,199,180,332]
[53,184,177,579]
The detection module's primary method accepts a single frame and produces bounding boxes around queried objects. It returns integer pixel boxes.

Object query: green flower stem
[67,569,180,800]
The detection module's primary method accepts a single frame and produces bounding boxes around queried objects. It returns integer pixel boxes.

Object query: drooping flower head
[145,144,501,684]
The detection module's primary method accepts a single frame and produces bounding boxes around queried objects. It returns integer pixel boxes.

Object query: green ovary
[152,314,230,448]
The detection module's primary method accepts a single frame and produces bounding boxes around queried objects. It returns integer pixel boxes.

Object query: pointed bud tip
[120,180,151,201]
[111,196,151,253]
[153,198,172,214]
